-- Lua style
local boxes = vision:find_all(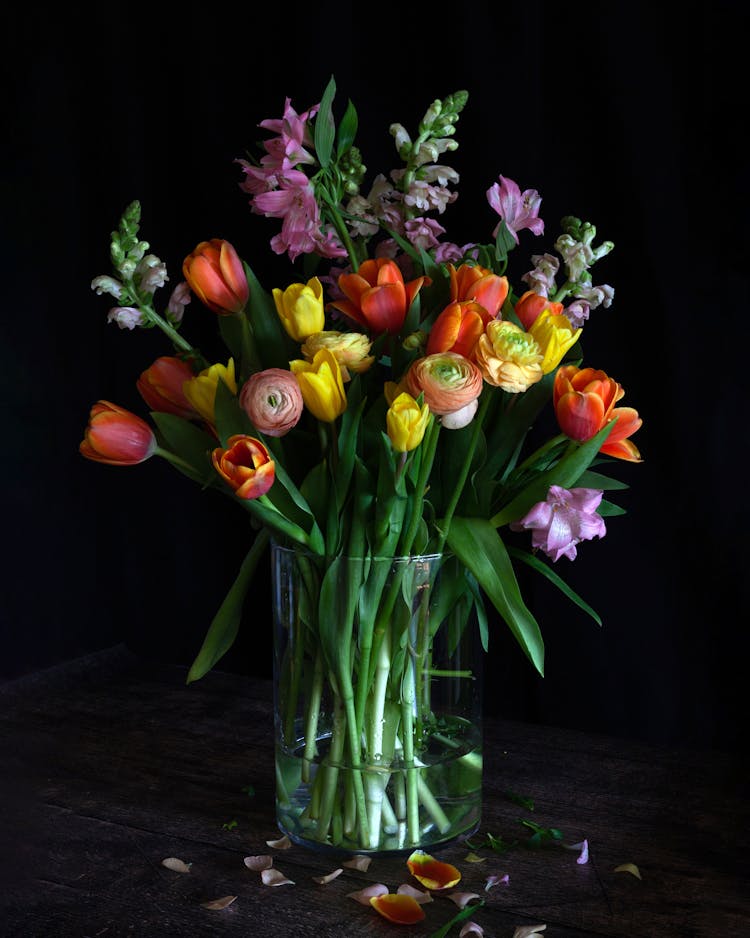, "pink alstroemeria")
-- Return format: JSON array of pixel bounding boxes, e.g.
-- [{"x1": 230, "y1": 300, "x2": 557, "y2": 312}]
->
[
  {"x1": 510, "y1": 485, "x2": 606, "y2": 562},
  {"x1": 487, "y1": 175, "x2": 544, "y2": 244}
]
